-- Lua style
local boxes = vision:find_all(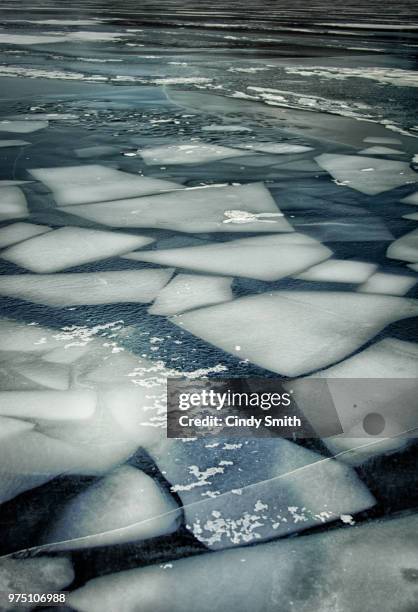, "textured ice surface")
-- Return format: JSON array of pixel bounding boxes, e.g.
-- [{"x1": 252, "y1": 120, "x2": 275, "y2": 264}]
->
[
  {"x1": 0, "y1": 557, "x2": 74, "y2": 600},
  {"x1": 60, "y1": 183, "x2": 294, "y2": 233},
  {"x1": 387, "y1": 228, "x2": 418, "y2": 263},
  {"x1": 150, "y1": 437, "x2": 374, "y2": 549},
  {"x1": 1, "y1": 227, "x2": 154, "y2": 272},
  {"x1": 239, "y1": 142, "x2": 313, "y2": 154},
  {"x1": 0, "y1": 120, "x2": 48, "y2": 133},
  {"x1": 0, "y1": 139, "x2": 29, "y2": 148},
  {"x1": 170, "y1": 292, "x2": 418, "y2": 376},
  {"x1": 0, "y1": 222, "x2": 51, "y2": 248},
  {"x1": 44, "y1": 466, "x2": 181, "y2": 550},
  {"x1": 358, "y1": 146, "x2": 404, "y2": 155},
  {"x1": 29, "y1": 165, "x2": 181, "y2": 206},
  {"x1": 0, "y1": 390, "x2": 96, "y2": 420},
  {"x1": 401, "y1": 192, "x2": 418, "y2": 205},
  {"x1": 358, "y1": 272, "x2": 417, "y2": 295},
  {"x1": 149, "y1": 274, "x2": 233, "y2": 315},
  {"x1": 68, "y1": 514, "x2": 418, "y2": 612},
  {"x1": 315, "y1": 154, "x2": 417, "y2": 195},
  {"x1": 295, "y1": 259, "x2": 376, "y2": 283},
  {"x1": 0, "y1": 187, "x2": 28, "y2": 221},
  {"x1": 0, "y1": 269, "x2": 174, "y2": 306},
  {"x1": 291, "y1": 339, "x2": 418, "y2": 464},
  {"x1": 124, "y1": 233, "x2": 331, "y2": 281},
  {"x1": 139, "y1": 143, "x2": 251, "y2": 165}
]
